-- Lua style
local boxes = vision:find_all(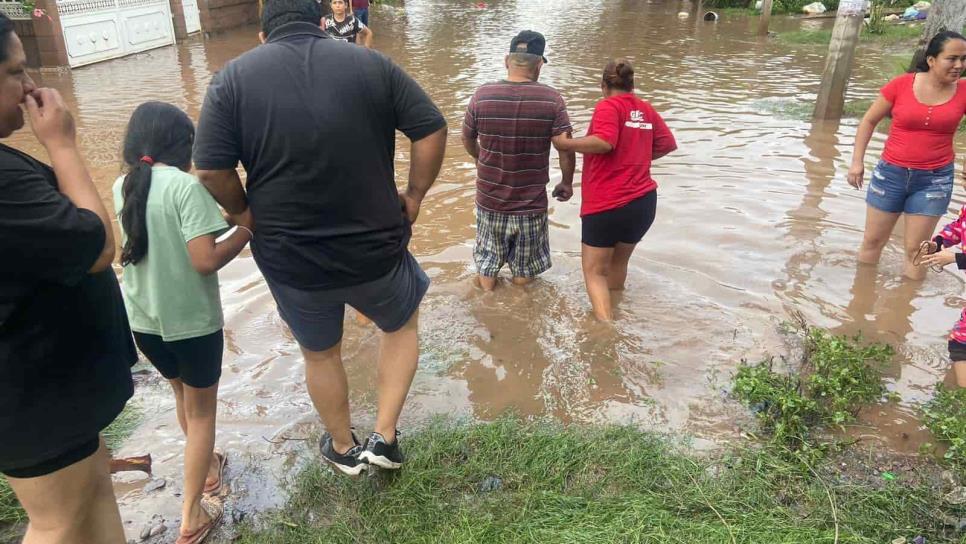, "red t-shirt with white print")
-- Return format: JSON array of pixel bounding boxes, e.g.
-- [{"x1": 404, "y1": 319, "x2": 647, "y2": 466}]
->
[{"x1": 580, "y1": 93, "x2": 676, "y2": 217}]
